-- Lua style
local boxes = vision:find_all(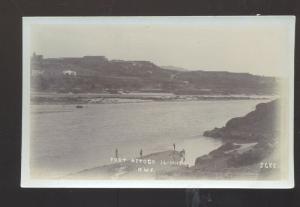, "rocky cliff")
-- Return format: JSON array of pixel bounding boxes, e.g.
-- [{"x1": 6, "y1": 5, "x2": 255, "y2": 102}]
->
[
  {"x1": 196, "y1": 100, "x2": 280, "y2": 173},
  {"x1": 203, "y1": 100, "x2": 280, "y2": 142}
]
